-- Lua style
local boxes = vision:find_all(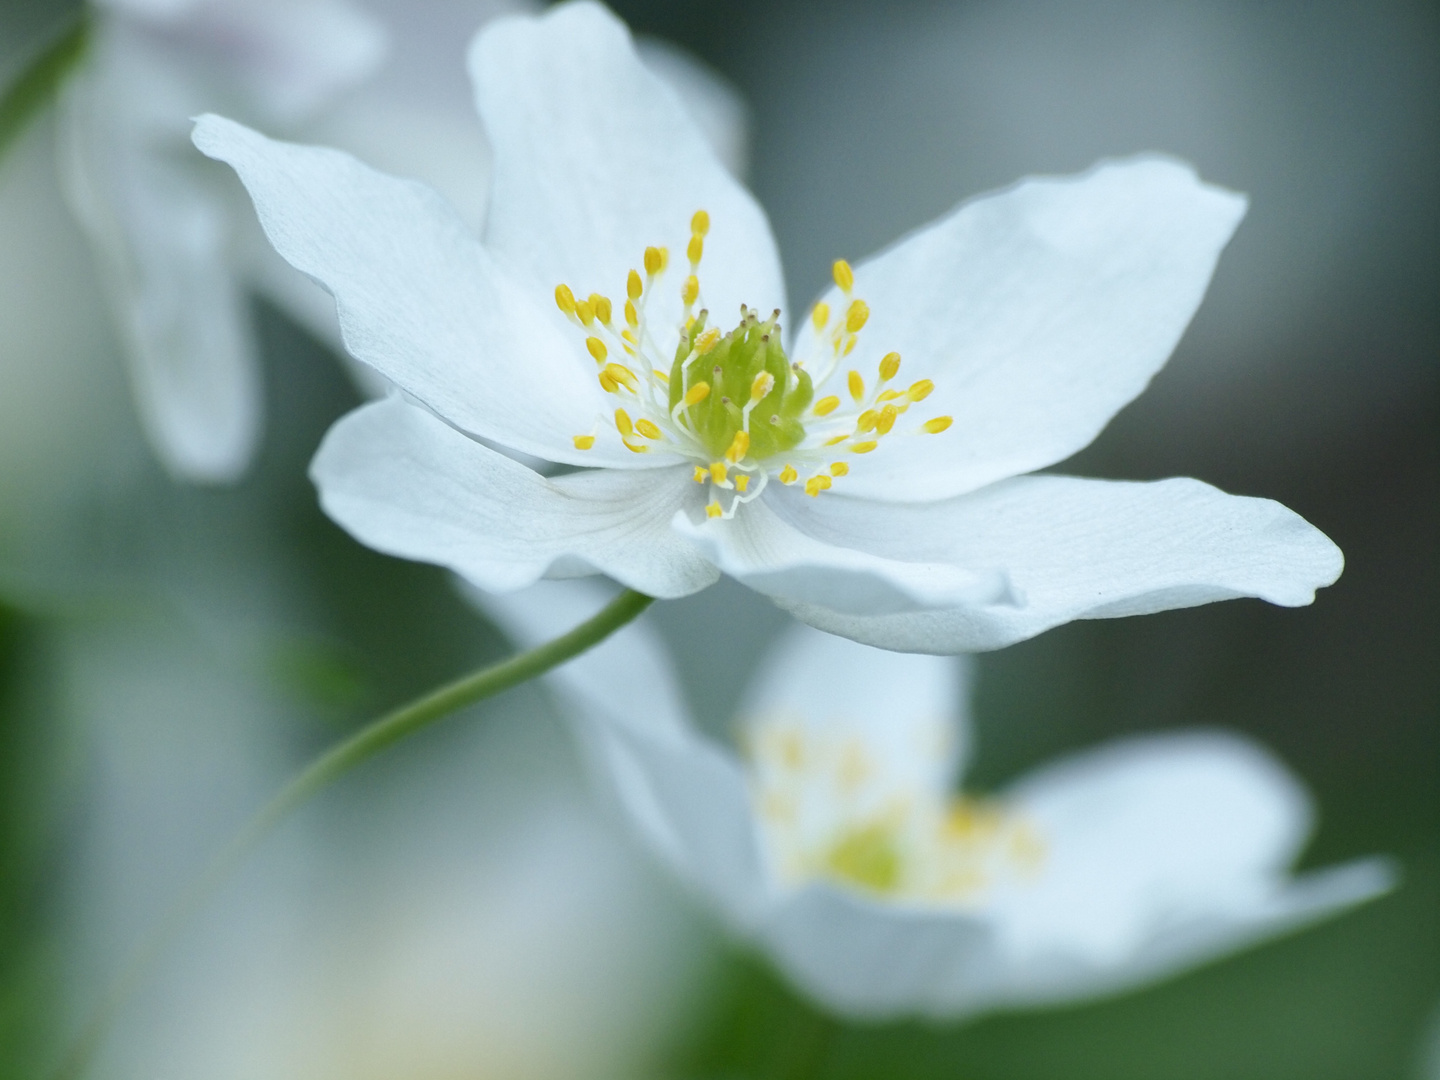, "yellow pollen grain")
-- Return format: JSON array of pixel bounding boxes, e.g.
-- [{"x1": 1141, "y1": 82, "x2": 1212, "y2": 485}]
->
[
  {"x1": 876, "y1": 404, "x2": 899, "y2": 434},
  {"x1": 591, "y1": 294, "x2": 612, "y2": 323},
  {"x1": 735, "y1": 474, "x2": 750, "y2": 493},
  {"x1": 572, "y1": 434, "x2": 595, "y2": 450},
  {"x1": 848, "y1": 371, "x2": 864, "y2": 402},
  {"x1": 813, "y1": 395, "x2": 840, "y2": 417},
  {"x1": 805, "y1": 474, "x2": 833, "y2": 497},
  {"x1": 627, "y1": 269, "x2": 643, "y2": 300},
  {"x1": 614, "y1": 408, "x2": 634, "y2": 437},
  {"x1": 811, "y1": 302, "x2": 830, "y2": 332},
  {"x1": 779, "y1": 464, "x2": 798, "y2": 484},
  {"x1": 908, "y1": 379, "x2": 935, "y2": 402},
  {"x1": 575, "y1": 300, "x2": 595, "y2": 326},
  {"x1": 693, "y1": 466, "x2": 707, "y2": 483},
  {"x1": 554, "y1": 283, "x2": 576, "y2": 314},
  {"x1": 851, "y1": 440, "x2": 879, "y2": 454},
  {"x1": 684, "y1": 381, "x2": 711, "y2": 406},
  {"x1": 750, "y1": 372, "x2": 775, "y2": 402},
  {"x1": 696, "y1": 328, "x2": 721, "y2": 354},
  {"x1": 691, "y1": 209, "x2": 710, "y2": 236},
  {"x1": 923, "y1": 416, "x2": 954, "y2": 434},
  {"x1": 687, "y1": 234, "x2": 704, "y2": 263},
  {"x1": 710, "y1": 462, "x2": 728, "y2": 485},
  {"x1": 830, "y1": 462, "x2": 849, "y2": 477},
  {"x1": 879, "y1": 352, "x2": 900, "y2": 381},
  {"x1": 833, "y1": 259, "x2": 854, "y2": 292},
  {"x1": 586, "y1": 336, "x2": 607, "y2": 363},
  {"x1": 635, "y1": 418, "x2": 662, "y2": 440},
  {"x1": 846, "y1": 299, "x2": 870, "y2": 333},
  {"x1": 856, "y1": 409, "x2": 878, "y2": 433},
  {"x1": 682, "y1": 275, "x2": 699, "y2": 305},
  {"x1": 706, "y1": 500, "x2": 723, "y2": 519},
  {"x1": 726, "y1": 430, "x2": 751, "y2": 462},
  {"x1": 643, "y1": 246, "x2": 663, "y2": 275}
]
